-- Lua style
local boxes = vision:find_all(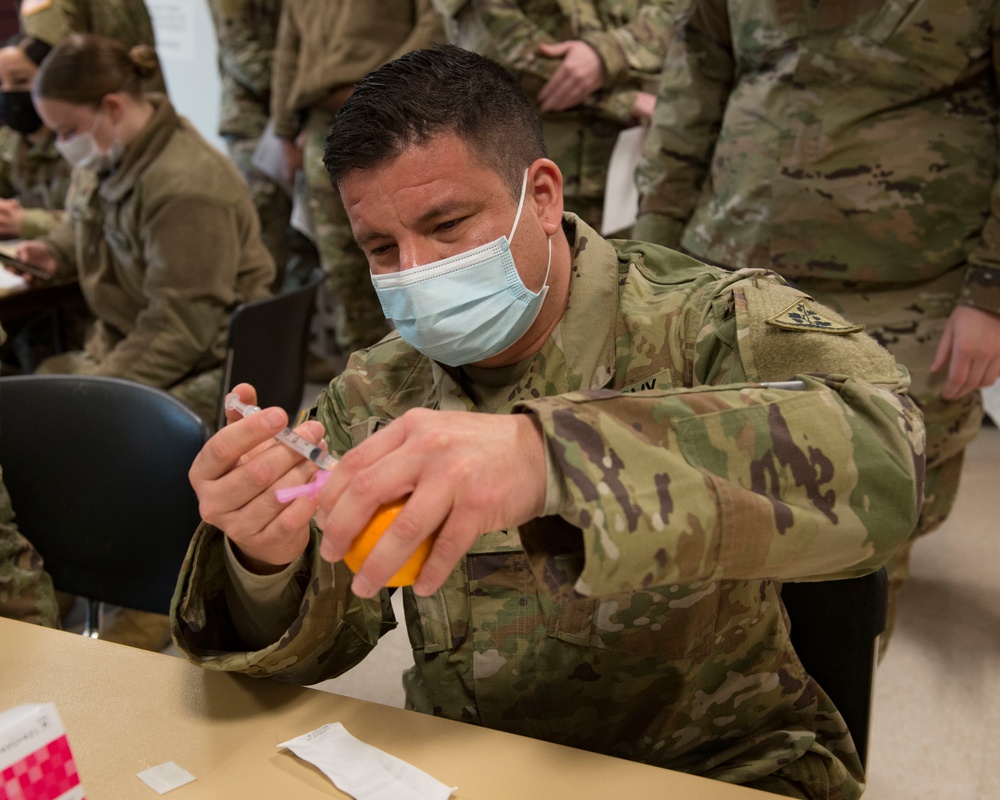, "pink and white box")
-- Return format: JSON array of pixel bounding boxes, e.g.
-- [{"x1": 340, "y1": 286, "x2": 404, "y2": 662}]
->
[{"x1": 0, "y1": 704, "x2": 84, "y2": 800}]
